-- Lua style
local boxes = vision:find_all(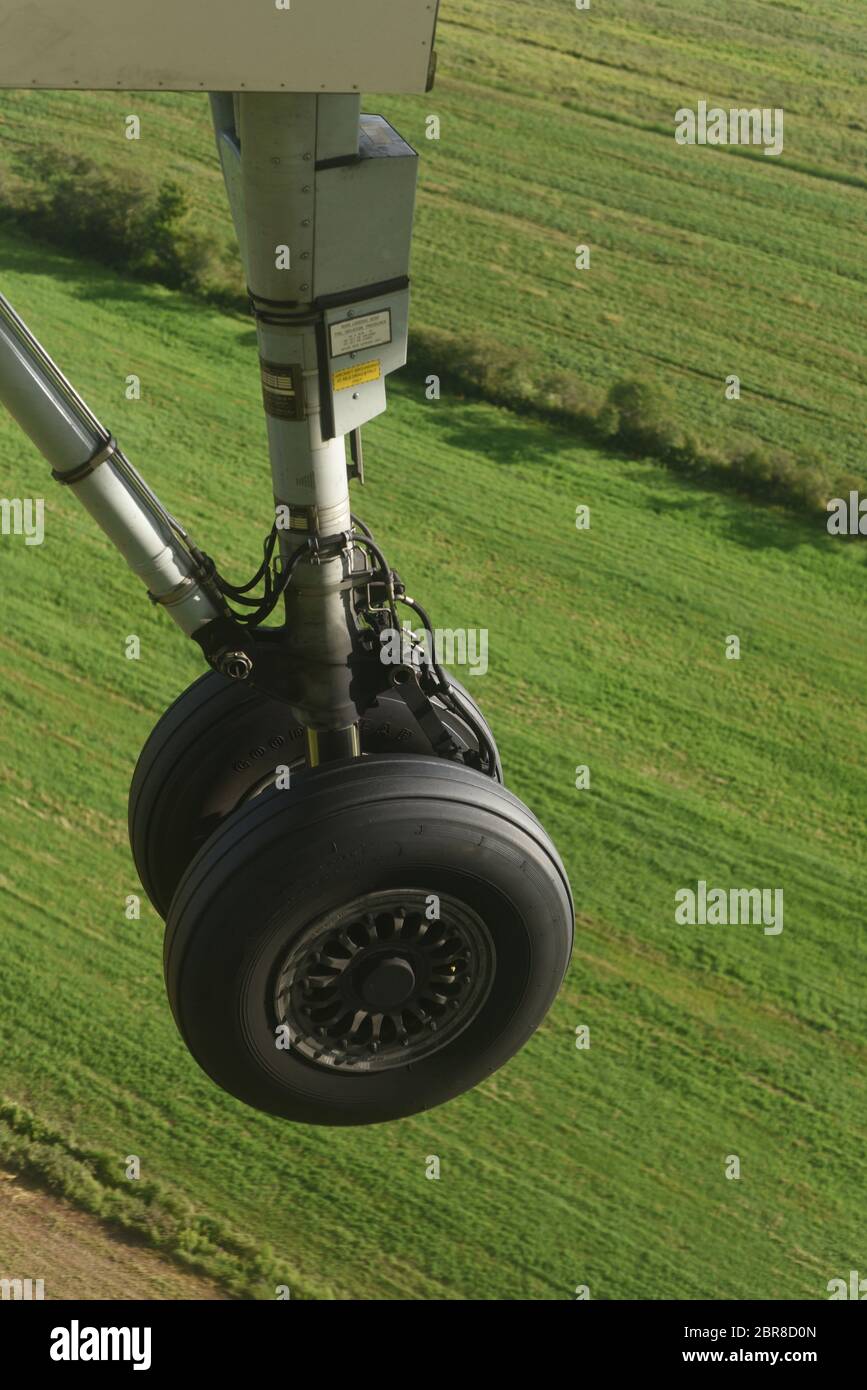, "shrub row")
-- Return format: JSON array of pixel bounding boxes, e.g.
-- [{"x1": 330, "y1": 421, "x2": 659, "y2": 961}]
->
[
  {"x1": 1, "y1": 147, "x2": 859, "y2": 518},
  {"x1": 407, "y1": 331, "x2": 855, "y2": 516},
  {"x1": 0, "y1": 148, "x2": 222, "y2": 293}
]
